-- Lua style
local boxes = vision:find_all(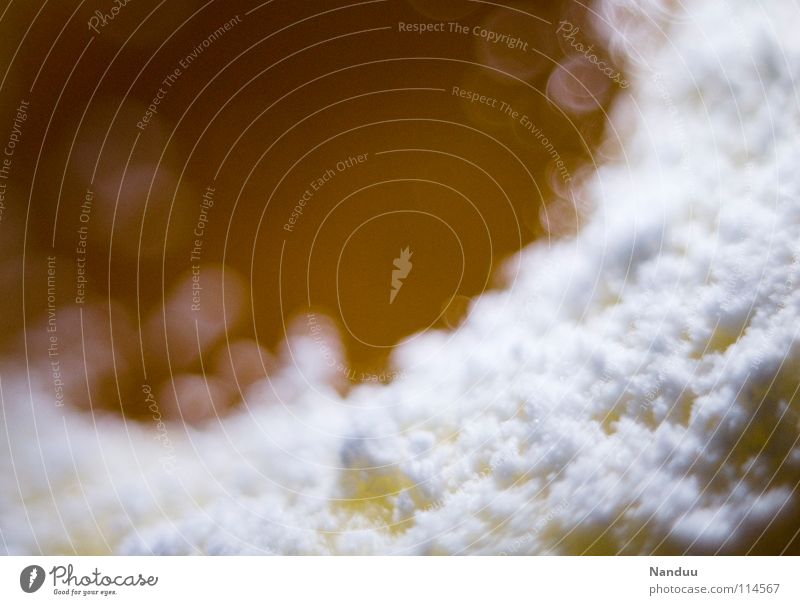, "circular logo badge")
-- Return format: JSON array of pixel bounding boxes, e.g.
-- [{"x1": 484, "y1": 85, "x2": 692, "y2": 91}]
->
[{"x1": 20, "y1": 565, "x2": 45, "y2": 593}]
